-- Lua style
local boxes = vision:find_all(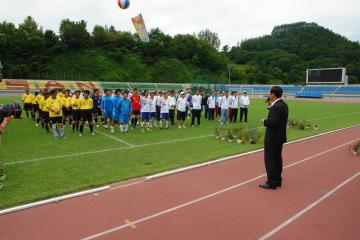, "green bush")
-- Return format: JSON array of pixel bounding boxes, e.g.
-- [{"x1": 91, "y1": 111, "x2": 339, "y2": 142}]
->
[
  {"x1": 0, "y1": 161, "x2": 5, "y2": 190},
  {"x1": 215, "y1": 125, "x2": 262, "y2": 144}
]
